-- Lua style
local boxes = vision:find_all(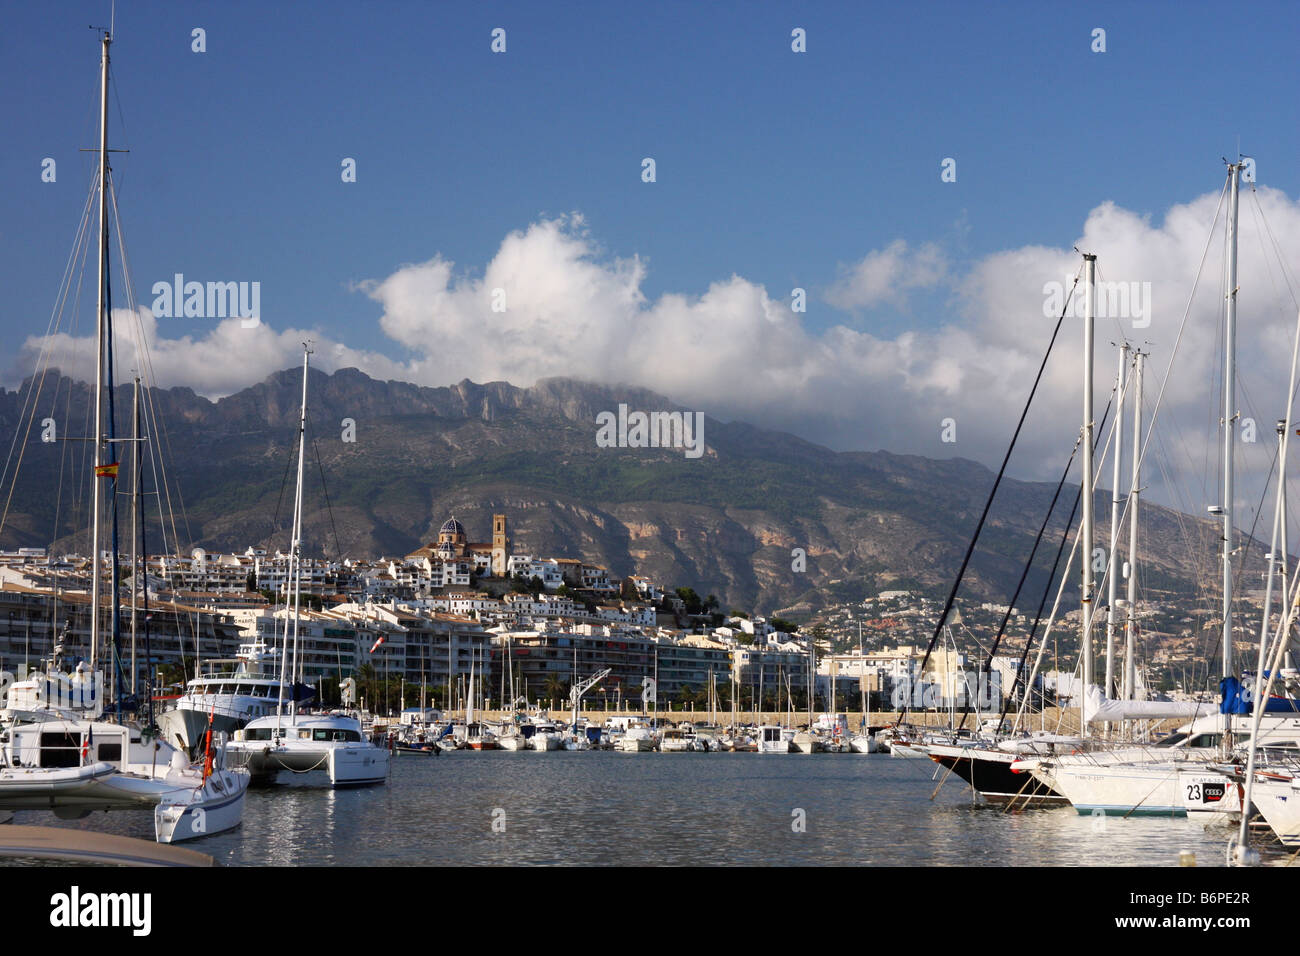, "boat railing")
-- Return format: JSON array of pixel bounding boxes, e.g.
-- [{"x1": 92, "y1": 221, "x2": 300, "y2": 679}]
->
[
  {"x1": 195, "y1": 660, "x2": 247, "y2": 679},
  {"x1": 1049, "y1": 743, "x2": 1212, "y2": 768},
  {"x1": 182, "y1": 698, "x2": 254, "y2": 721}
]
